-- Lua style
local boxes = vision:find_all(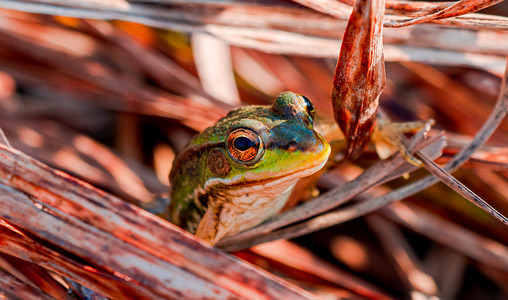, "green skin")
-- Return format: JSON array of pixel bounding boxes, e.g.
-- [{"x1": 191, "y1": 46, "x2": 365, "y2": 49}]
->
[{"x1": 169, "y1": 92, "x2": 331, "y2": 245}]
